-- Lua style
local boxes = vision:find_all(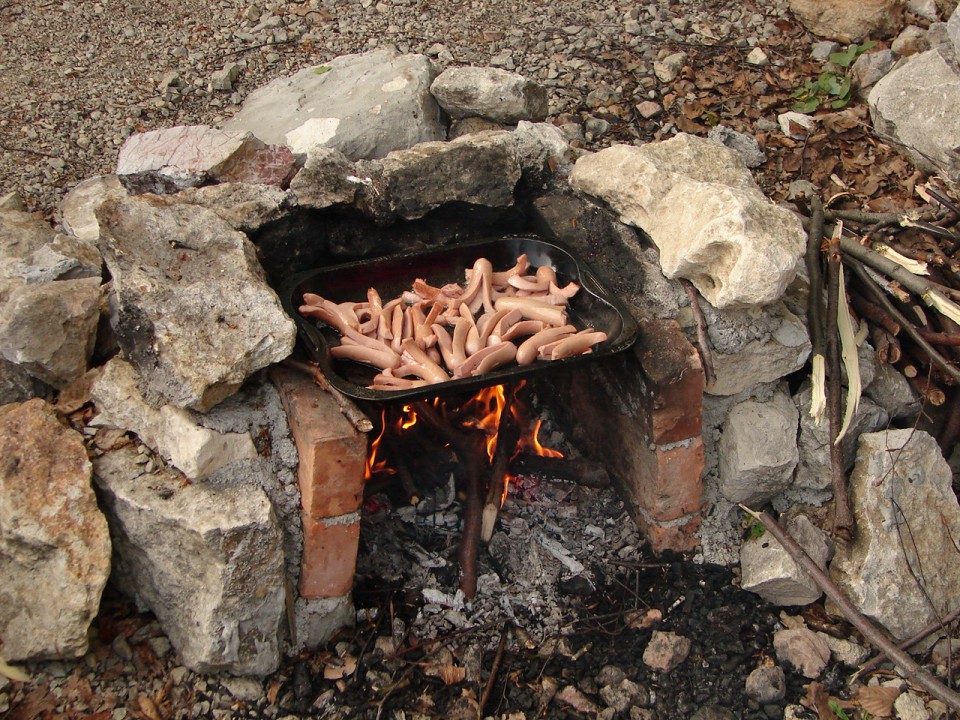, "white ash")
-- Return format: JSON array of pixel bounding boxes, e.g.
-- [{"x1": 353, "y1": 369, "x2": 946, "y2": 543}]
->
[{"x1": 356, "y1": 473, "x2": 643, "y2": 649}]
